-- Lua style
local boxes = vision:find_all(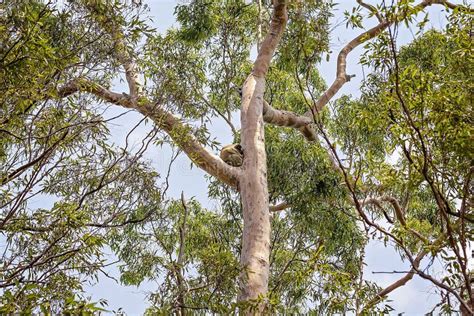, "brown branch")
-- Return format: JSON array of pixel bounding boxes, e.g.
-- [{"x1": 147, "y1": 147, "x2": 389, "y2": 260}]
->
[
  {"x1": 414, "y1": 265, "x2": 473, "y2": 314},
  {"x1": 387, "y1": 21, "x2": 472, "y2": 306},
  {"x1": 318, "y1": 126, "x2": 410, "y2": 254},
  {"x1": 175, "y1": 191, "x2": 188, "y2": 316},
  {"x1": 3, "y1": 231, "x2": 68, "y2": 284},
  {"x1": 178, "y1": 192, "x2": 188, "y2": 268},
  {"x1": 359, "y1": 196, "x2": 406, "y2": 226},
  {"x1": 431, "y1": 0, "x2": 470, "y2": 10},
  {"x1": 362, "y1": 250, "x2": 426, "y2": 312},
  {"x1": 358, "y1": 195, "x2": 428, "y2": 243},
  {"x1": 1, "y1": 130, "x2": 69, "y2": 187}
]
